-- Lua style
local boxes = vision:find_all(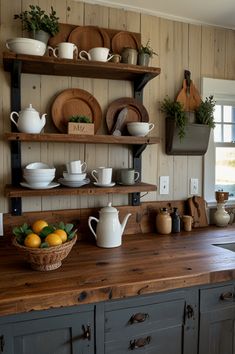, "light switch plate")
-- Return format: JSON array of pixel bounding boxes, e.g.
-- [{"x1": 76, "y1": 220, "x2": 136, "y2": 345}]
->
[
  {"x1": 0, "y1": 213, "x2": 3, "y2": 236},
  {"x1": 159, "y1": 176, "x2": 169, "y2": 195},
  {"x1": 190, "y1": 178, "x2": 199, "y2": 195}
]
